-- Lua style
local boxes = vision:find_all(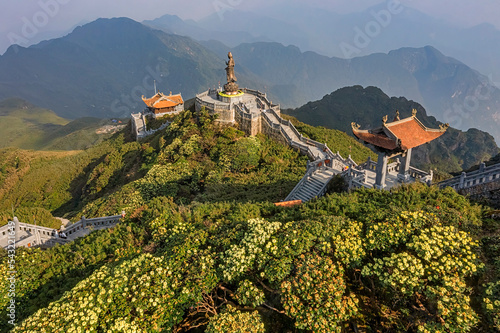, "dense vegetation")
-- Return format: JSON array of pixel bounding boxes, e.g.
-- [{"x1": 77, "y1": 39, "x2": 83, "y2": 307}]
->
[
  {"x1": 285, "y1": 86, "x2": 500, "y2": 174},
  {"x1": 0, "y1": 130, "x2": 142, "y2": 226},
  {"x1": 0, "y1": 110, "x2": 499, "y2": 332},
  {"x1": 0, "y1": 108, "x2": 371, "y2": 224}
]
